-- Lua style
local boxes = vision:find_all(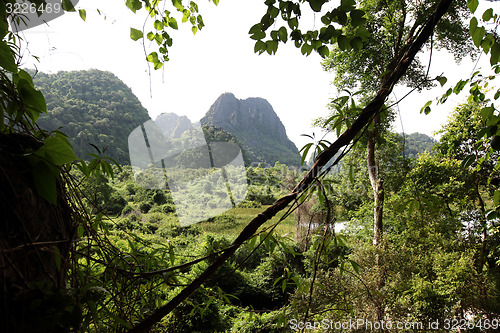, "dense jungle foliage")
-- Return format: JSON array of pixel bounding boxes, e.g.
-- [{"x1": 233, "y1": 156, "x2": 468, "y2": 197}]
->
[
  {"x1": 3, "y1": 0, "x2": 500, "y2": 332},
  {"x1": 69, "y1": 116, "x2": 500, "y2": 332}
]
